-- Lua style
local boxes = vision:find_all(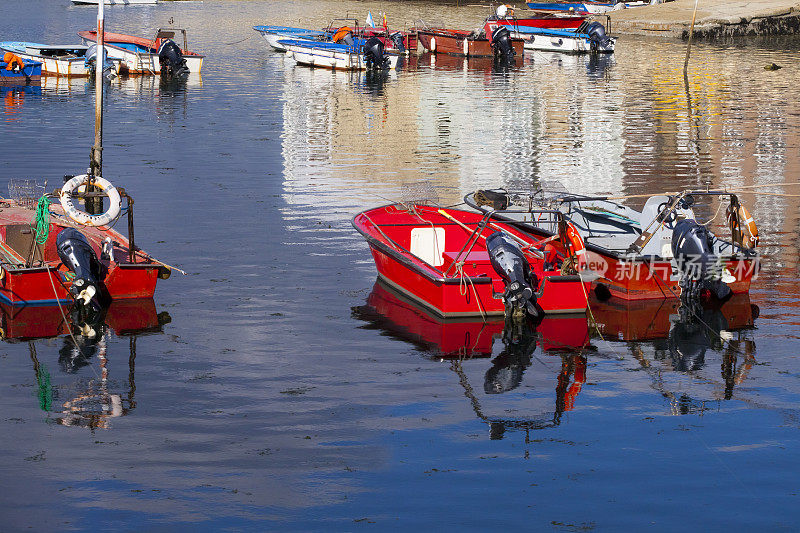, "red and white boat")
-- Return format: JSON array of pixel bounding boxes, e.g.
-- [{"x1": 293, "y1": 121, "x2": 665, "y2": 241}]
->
[
  {"x1": 415, "y1": 27, "x2": 524, "y2": 57},
  {"x1": 78, "y1": 28, "x2": 203, "y2": 75},
  {"x1": 353, "y1": 204, "x2": 591, "y2": 318}
]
